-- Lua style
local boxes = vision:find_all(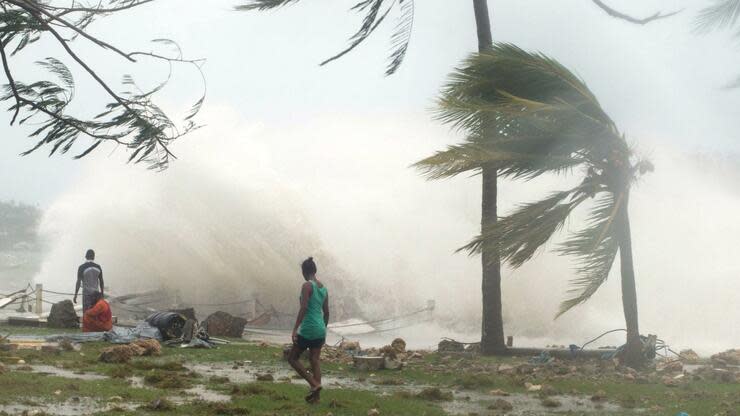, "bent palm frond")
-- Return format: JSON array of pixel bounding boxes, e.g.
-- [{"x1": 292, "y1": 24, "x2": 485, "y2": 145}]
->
[
  {"x1": 695, "y1": 0, "x2": 740, "y2": 34},
  {"x1": 556, "y1": 192, "x2": 623, "y2": 317},
  {"x1": 460, "y1": 188, "x2": 590, "y2": 268}
]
